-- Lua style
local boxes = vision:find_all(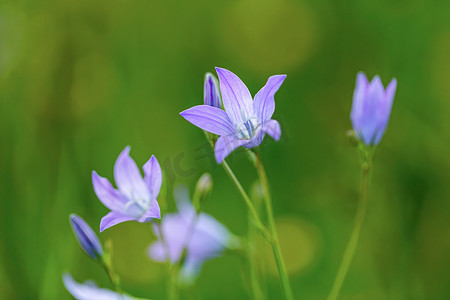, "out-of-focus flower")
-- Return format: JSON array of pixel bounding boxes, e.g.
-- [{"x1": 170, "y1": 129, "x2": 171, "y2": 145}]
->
[
  {"x1": 62, "y1": 274, "x2": 132, "y2": 300},
  {"x1": 204, "y1": 72, "x2": 221, "y2": 108},
  {"x1": 350, "y1": 72, "x2": 397, "y2": 146},
  {"x1": 92, "y1": 146, "x2": 161, "y2": 232},
  {"x1": 147, "y1": 187, "x2": 236, "y2": 284},
  {"x1": 180, "y1": 67, "x2": 286, "y2": 163},
  {"x1": 69, "y1": 214, "x2": 103, "y2": 260}
]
